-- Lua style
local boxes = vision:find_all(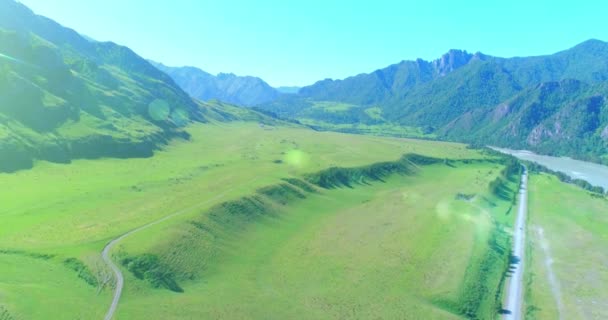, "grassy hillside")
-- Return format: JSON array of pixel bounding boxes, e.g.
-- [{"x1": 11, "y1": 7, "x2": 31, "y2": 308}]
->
[
  {"x1": 0, "y1": 121, "x2": 480, "y2": 319},
  {"x1": 0, "y1": 120, "x2": 518, "y2": 319},
  {"x1": 525, "y1": 174, "x2": 608, "y2": 319},
  {"x1": 116, "y1": 160, "x2": 517, "y2": 319},
  {"x1": 0, "y1": 1, "x2": 212, "y2": 172}
]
